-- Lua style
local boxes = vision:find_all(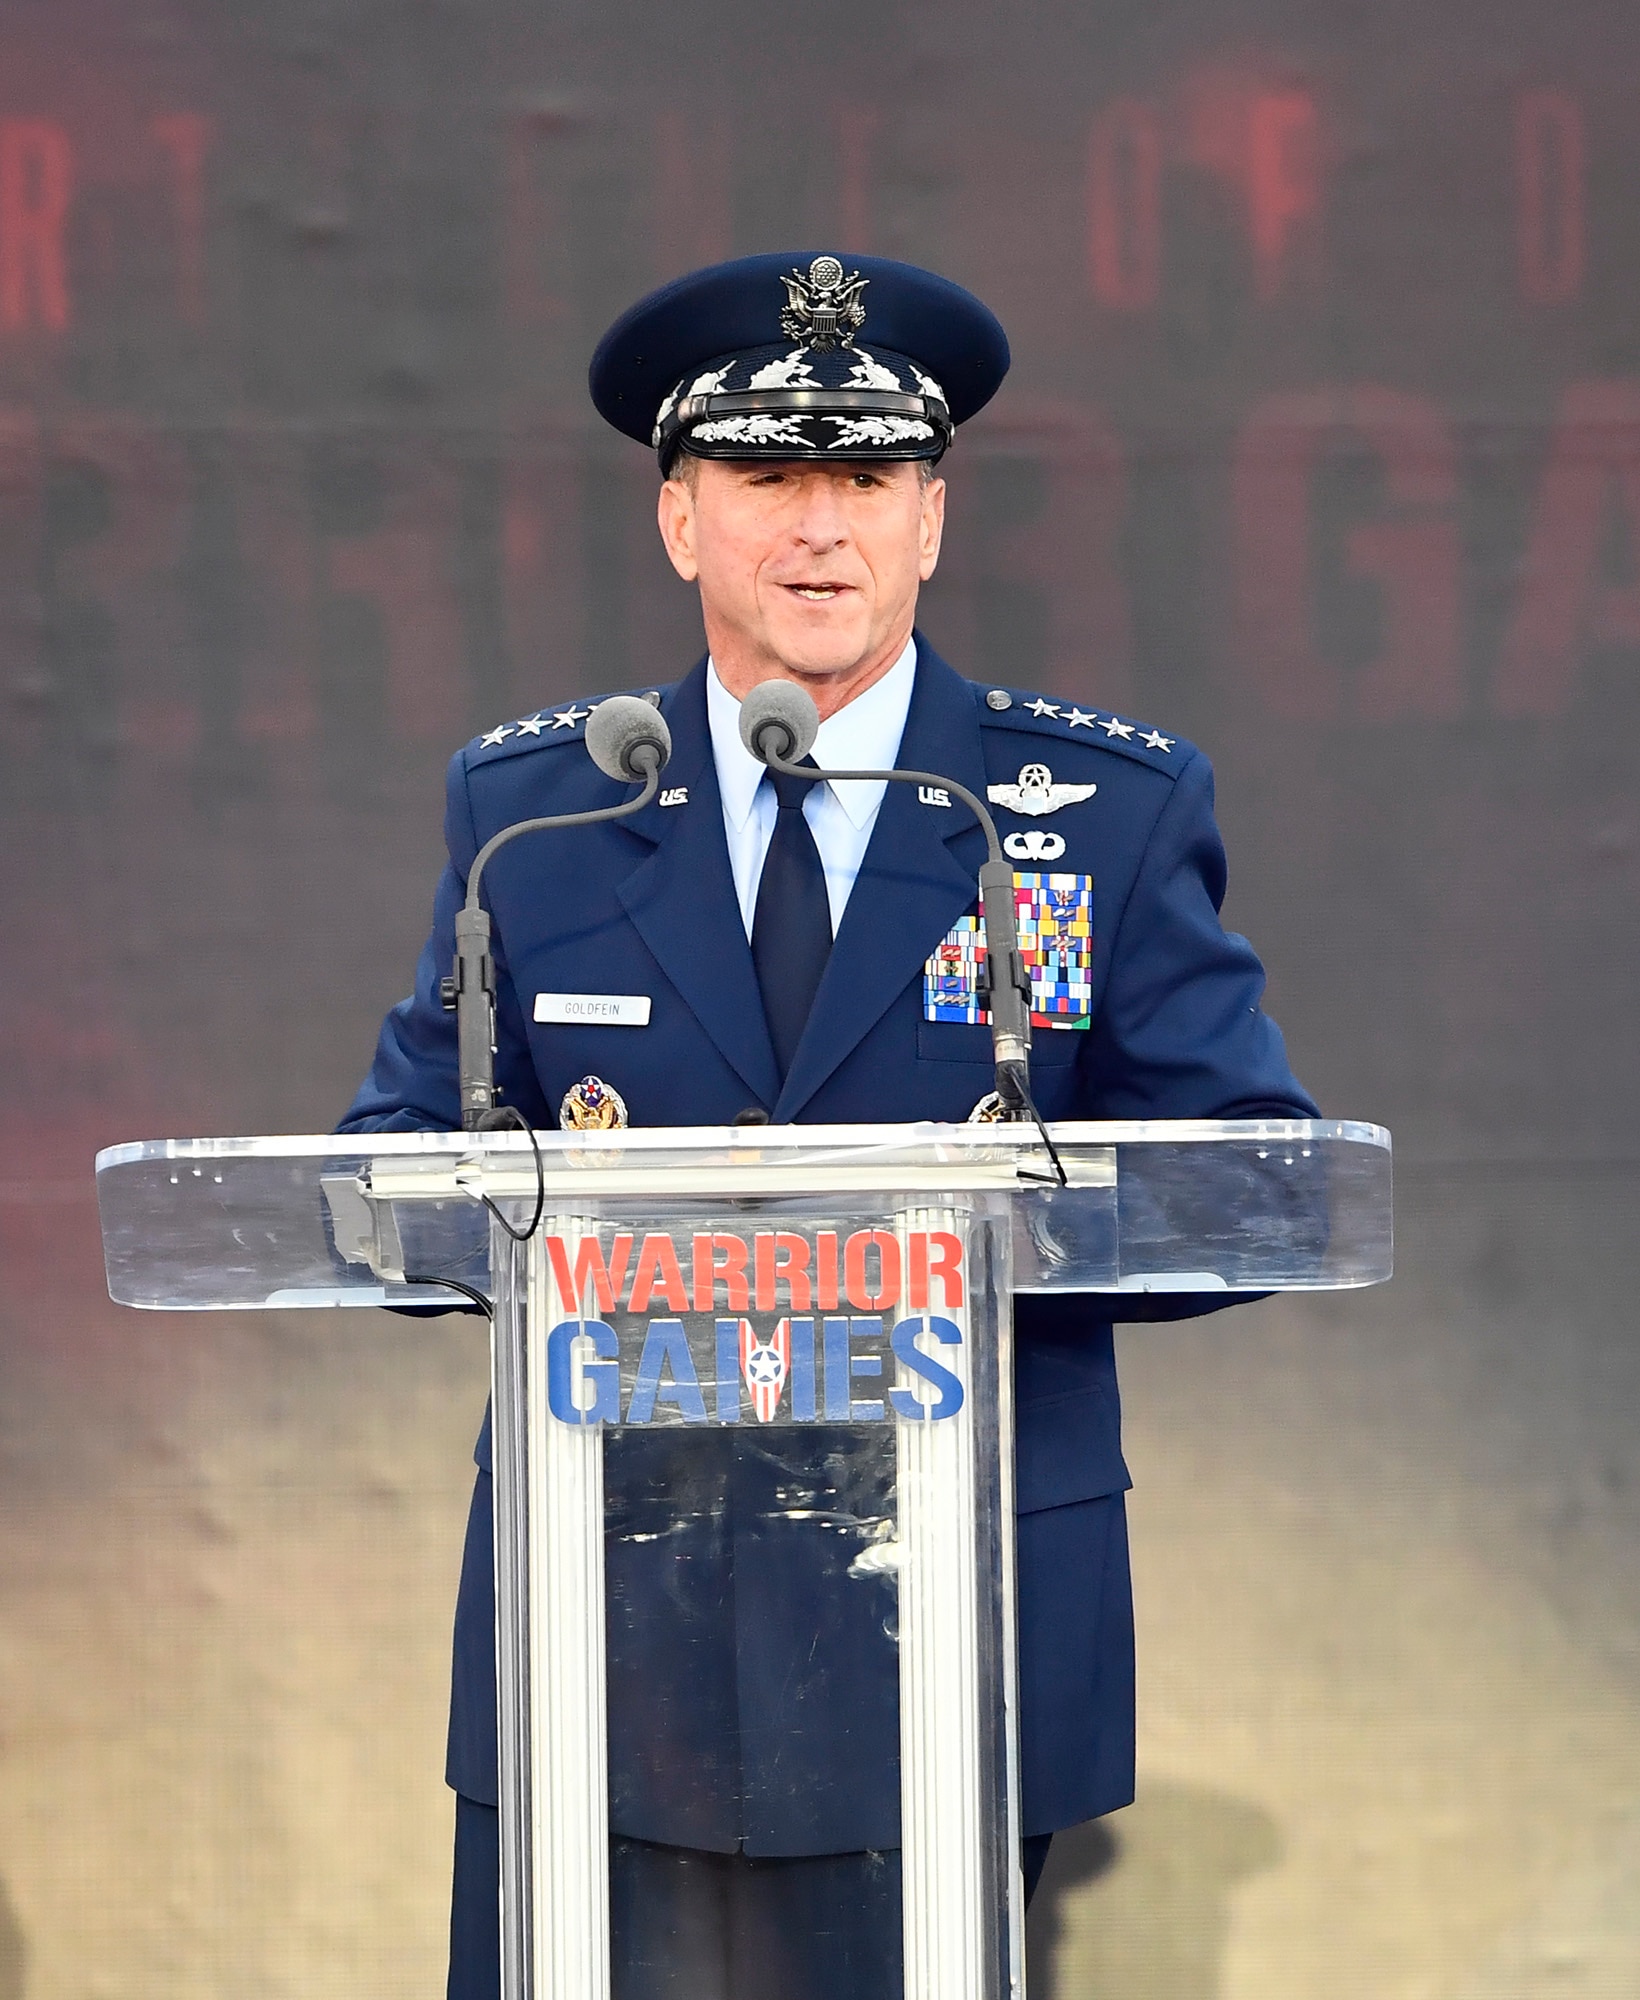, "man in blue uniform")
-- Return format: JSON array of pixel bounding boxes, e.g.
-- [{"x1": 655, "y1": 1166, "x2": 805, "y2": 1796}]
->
[{"x1": 340, "y1": 251, "x2": 1317, "y2": 2000}]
